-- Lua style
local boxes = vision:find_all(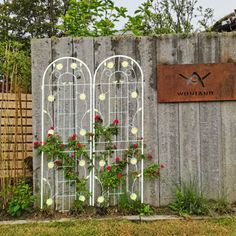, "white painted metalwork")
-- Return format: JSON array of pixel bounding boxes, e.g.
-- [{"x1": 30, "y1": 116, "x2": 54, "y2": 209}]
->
[
  {"x1": 93, "y1": 55, "x2": 144, "y2": 205},
  {"x1": 41, "y1": 57, "x2": 92, "y2": 211},
  {"x1": 41, "y1": 55, "x2": 144, "y2": 210}
]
